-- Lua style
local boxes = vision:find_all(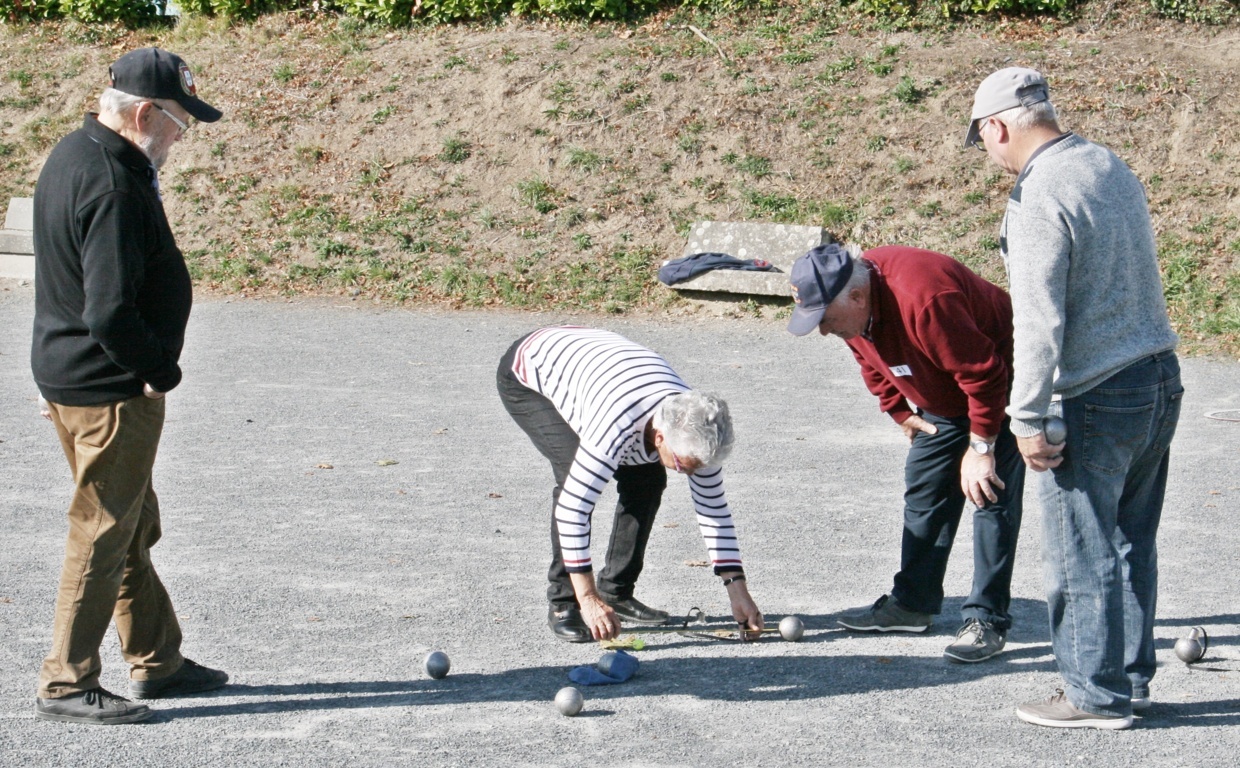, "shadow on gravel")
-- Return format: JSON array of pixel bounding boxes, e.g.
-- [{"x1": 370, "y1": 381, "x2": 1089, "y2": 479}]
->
[
  {"x1": 1135, "y1": 699, "x2": 1240, "y2": 729},
  {"x1": 156, "y1": 649, "x2": 1061, "y2": 721}
]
